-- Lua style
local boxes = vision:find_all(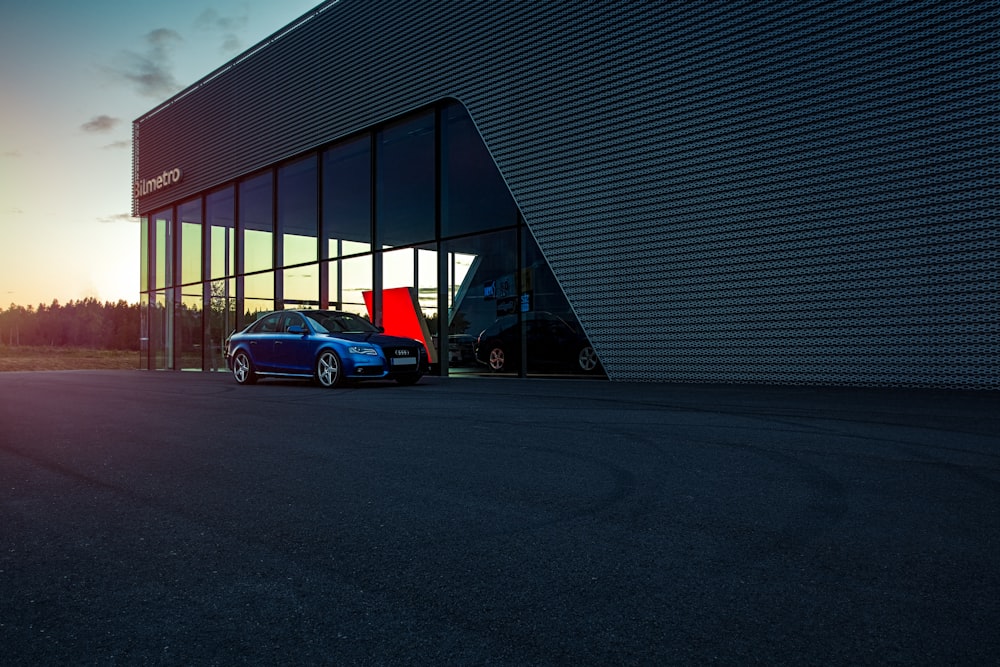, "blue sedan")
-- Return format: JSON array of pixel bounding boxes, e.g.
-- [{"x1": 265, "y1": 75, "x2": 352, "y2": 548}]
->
[{"x1": 226, "y1": 310, "x2": 428, "y2": 387}]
